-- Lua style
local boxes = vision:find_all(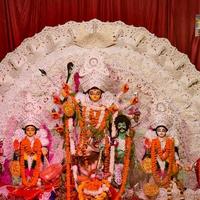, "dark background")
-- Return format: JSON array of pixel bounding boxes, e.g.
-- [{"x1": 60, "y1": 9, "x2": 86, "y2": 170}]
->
[{"x1": 0, "y1": 0, "x2": 199, "y2": 70}]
